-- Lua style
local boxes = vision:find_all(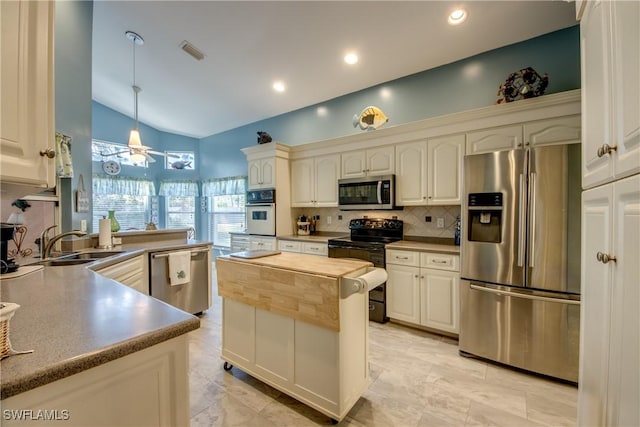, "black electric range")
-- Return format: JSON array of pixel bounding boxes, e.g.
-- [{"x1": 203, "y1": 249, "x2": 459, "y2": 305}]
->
[{"x1": 327, "y1": 218, "x2": 403, "y2": 323}]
